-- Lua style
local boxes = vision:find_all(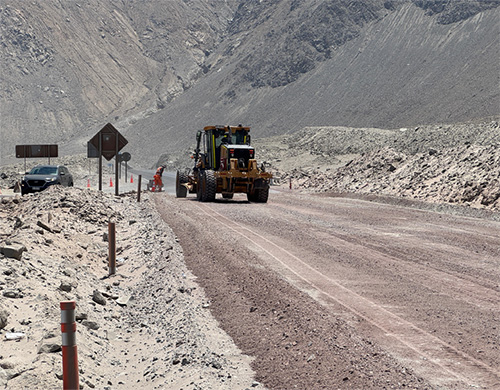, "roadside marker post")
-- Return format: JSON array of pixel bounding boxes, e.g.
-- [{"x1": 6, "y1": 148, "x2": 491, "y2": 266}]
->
[
  {"x1": 137, "y1": 175, "x2": 142, "y2": 202},
  {"x1": 108, "y1": 221, "x2": 116, "y2": 276},
  {"x1": 60, "y1": 301, "x2": 79, "y2": 390}
]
